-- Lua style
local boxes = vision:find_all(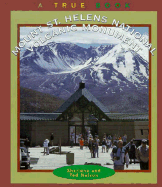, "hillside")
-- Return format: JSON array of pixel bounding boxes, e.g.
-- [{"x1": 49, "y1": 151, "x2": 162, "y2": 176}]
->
[{"x1": 20, "y1": 87, "x2": 64, "y2": 113}]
